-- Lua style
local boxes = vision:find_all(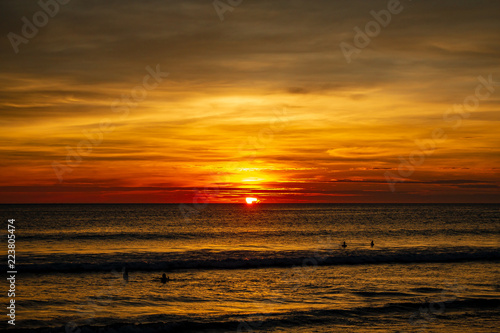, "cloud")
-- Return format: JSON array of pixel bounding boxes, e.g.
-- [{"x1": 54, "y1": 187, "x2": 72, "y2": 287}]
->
[
  {"x1": 327, "y1": 147, "x2": 389, "y2": 159},
  {"x1": 0, "y1": 0, "x2": 499, "y2": 202}
]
